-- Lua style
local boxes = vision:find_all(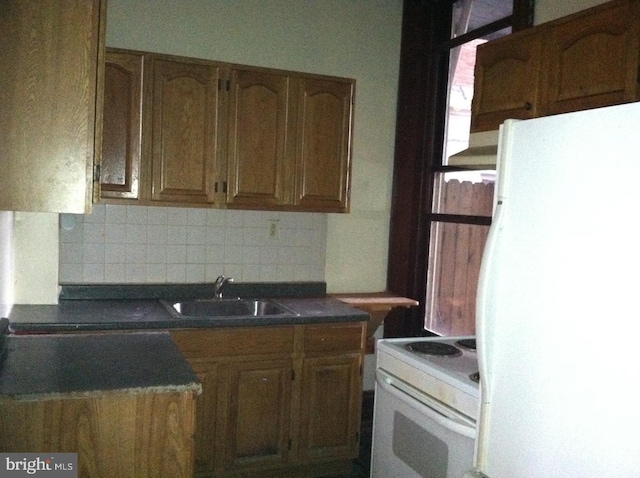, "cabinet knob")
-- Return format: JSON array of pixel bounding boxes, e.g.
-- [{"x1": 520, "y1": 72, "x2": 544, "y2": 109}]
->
[{"x1": 524, "y1": 101, "x2": 532, "y2": 111}]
